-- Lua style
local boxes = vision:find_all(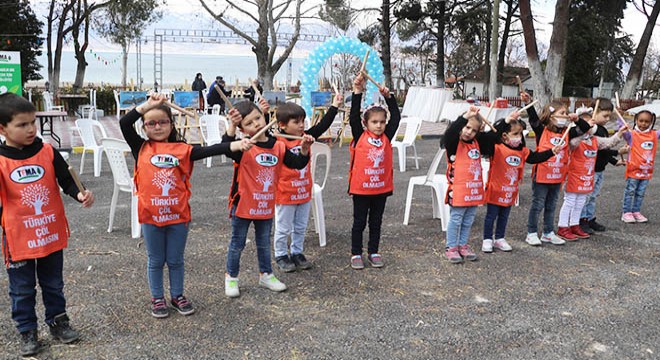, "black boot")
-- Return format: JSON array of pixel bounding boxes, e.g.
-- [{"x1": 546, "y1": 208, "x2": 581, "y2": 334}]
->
[
  {"x1": 589, "y1": 218, "x2": 607, "y2": 232},
  {"x1": 20, "y1": 329, "x2": 39, "y2": 356},
  {"x1": 579, "y1": 218, "x2": 594, "y2": 235},
  {"x1": 48, "y1": 314, "x2": 80, "y2": 344}
]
